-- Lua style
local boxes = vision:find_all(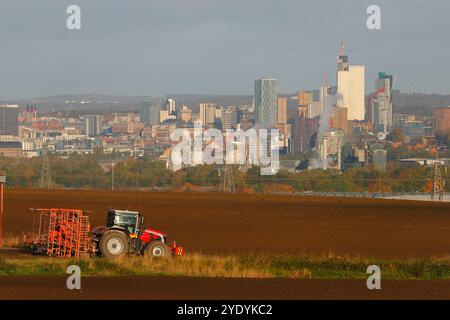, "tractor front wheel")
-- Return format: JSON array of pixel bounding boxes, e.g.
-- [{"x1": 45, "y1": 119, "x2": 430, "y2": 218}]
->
[
  {"x1": 99, "y1": 230, "x2": 129, "y2": 258},
  {"x1": 145, "y1": 241, "x2": 167, "y2": 257}
]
